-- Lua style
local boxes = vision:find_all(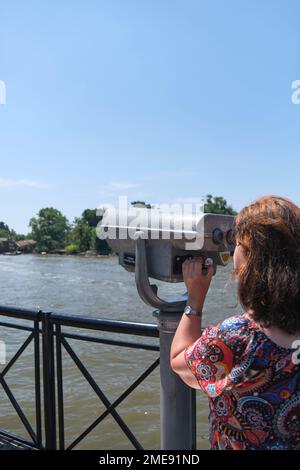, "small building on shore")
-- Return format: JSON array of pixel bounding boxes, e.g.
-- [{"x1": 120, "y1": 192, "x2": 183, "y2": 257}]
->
[
  {"x1": 0, "y1": 238, "x2": 18, "y2": 253},
  {"x1": 0, "y1": 238, "x2": 37, "y2": 254},
  {"x1": 15, "y1": 240, "x2": 37, "y2": 253}
]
